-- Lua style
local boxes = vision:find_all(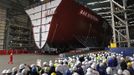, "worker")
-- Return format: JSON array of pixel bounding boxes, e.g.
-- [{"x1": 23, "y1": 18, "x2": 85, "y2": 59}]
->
[{"x1": 8, "y1": 52, "x2": 13, "y2": 64}]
